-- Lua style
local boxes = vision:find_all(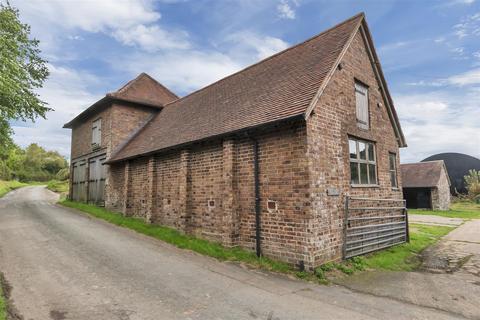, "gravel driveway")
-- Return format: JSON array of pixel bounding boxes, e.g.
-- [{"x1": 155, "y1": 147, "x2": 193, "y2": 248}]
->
[{"x1": 0, "y1": 186, "x2": 466, "y2": 319}]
